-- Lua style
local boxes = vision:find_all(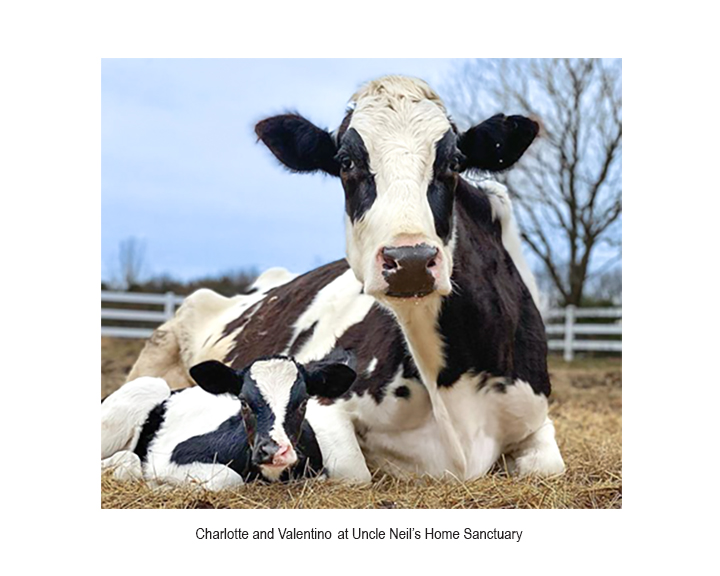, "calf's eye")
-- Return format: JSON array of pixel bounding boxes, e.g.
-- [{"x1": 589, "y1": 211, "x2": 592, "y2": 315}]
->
[{"x1": 240, "y1": 402, "x2": 256, "y2": 437}]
